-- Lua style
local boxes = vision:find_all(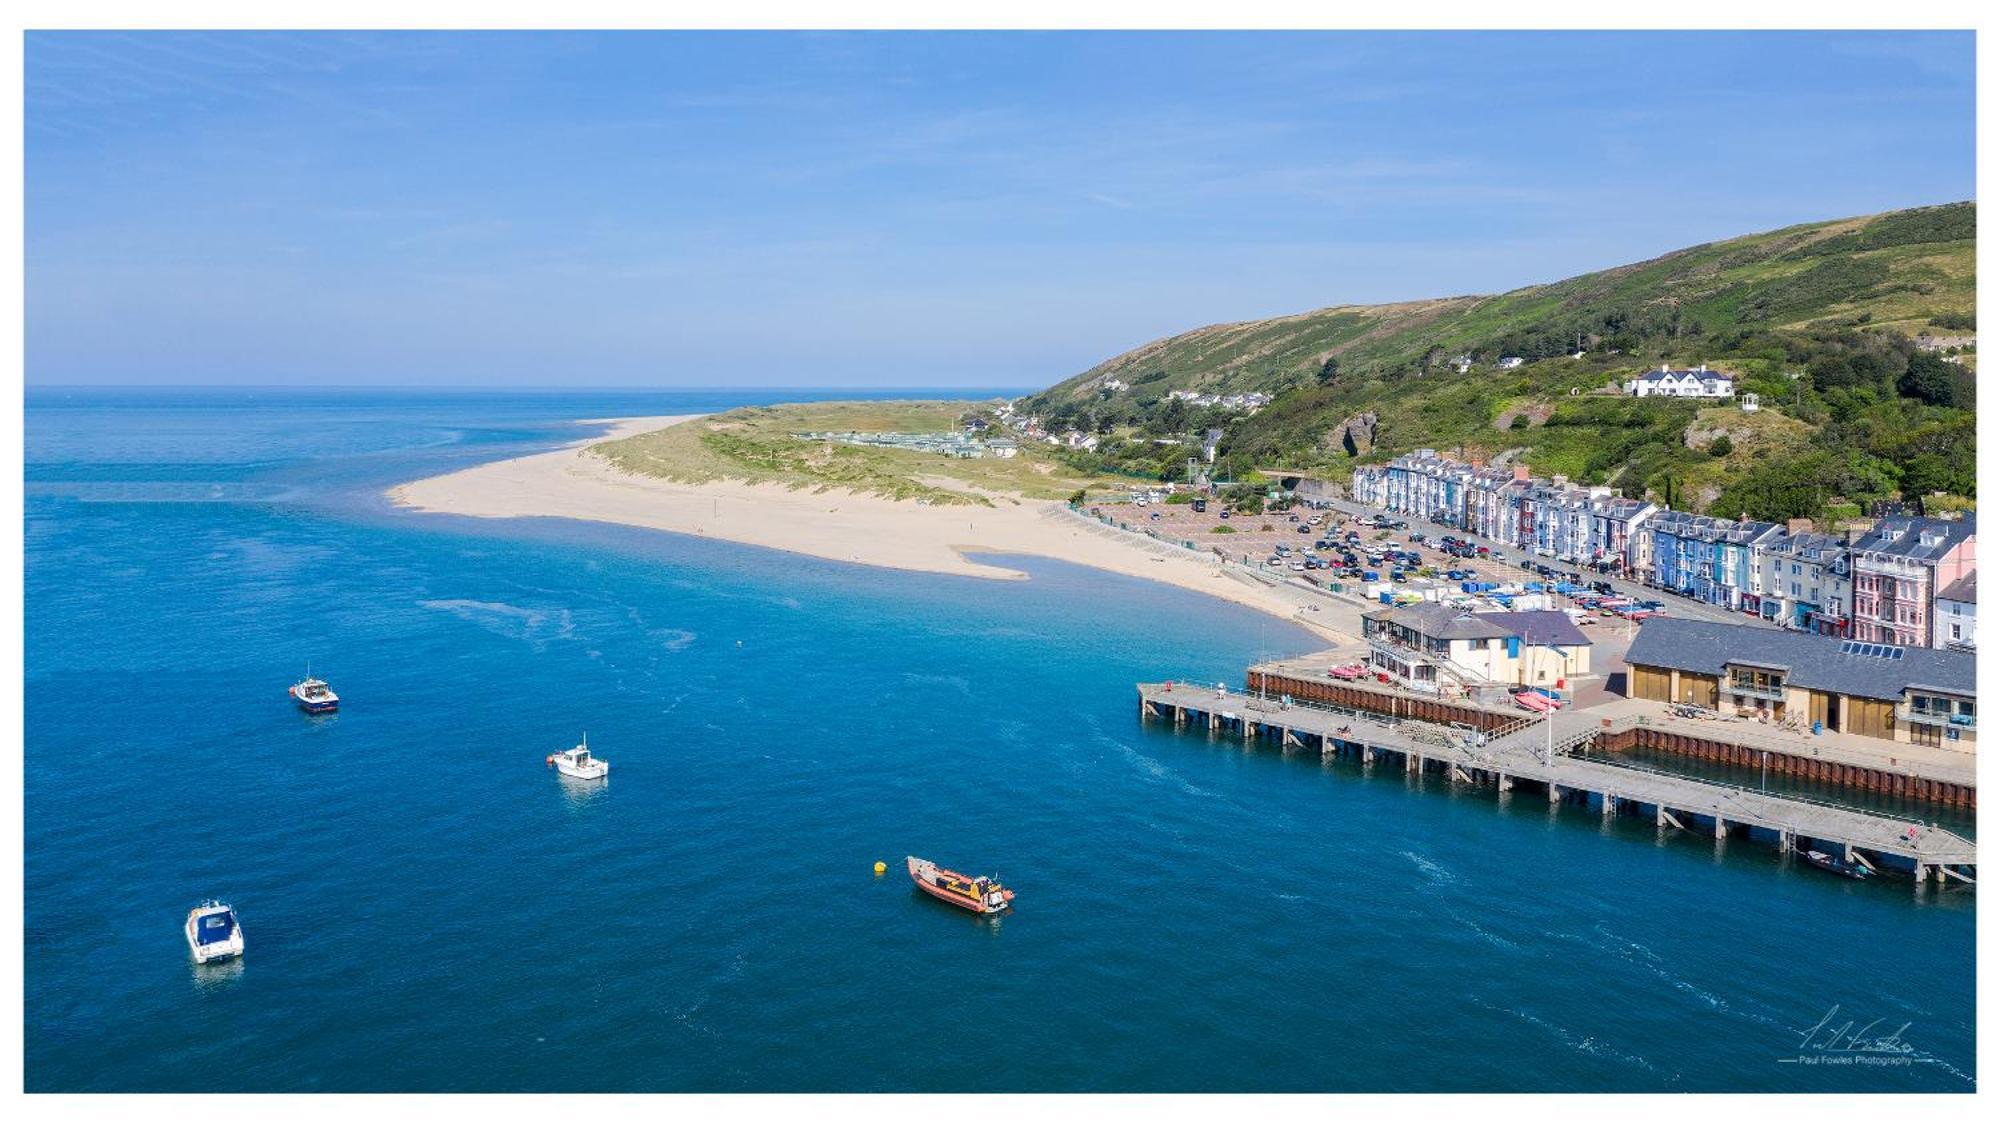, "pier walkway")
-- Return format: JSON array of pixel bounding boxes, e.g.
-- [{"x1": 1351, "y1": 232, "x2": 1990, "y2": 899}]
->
[
  {"x1": 1138, "y1": 681, "x2": 1977, "y2": 885},
  {"x1": 1247, "y1": 658, "x2": 1976, "y2": 809}
]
